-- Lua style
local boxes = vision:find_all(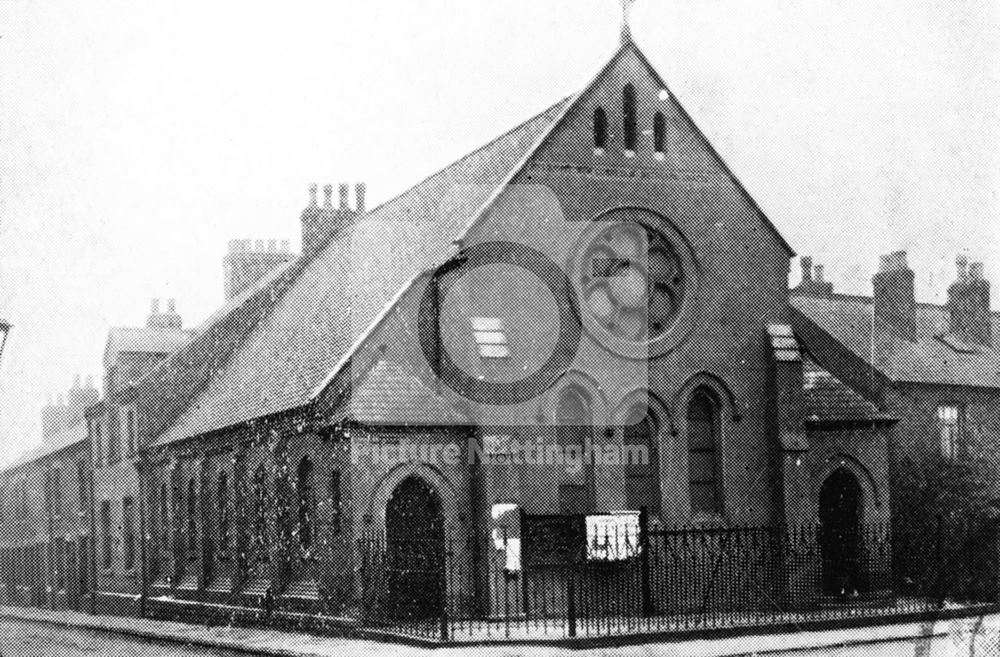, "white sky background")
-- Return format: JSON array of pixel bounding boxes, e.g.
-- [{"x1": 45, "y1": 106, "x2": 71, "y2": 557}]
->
[{"x1": 0, "y1": 1, "x2": 997, "y2": 463}]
